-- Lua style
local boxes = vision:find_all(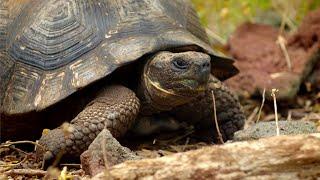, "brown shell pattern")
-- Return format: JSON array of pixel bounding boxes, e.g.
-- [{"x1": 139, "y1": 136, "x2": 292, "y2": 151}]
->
[{"x1": 0, "y1": 0, "x2": 236, "y2": 114}]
